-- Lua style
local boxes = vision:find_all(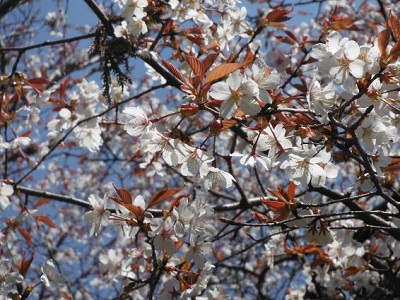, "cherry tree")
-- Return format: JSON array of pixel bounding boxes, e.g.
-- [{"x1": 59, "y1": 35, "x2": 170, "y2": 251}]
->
[{"x1": 0, "y1": 0, "x2": 399, "y2": 299}]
